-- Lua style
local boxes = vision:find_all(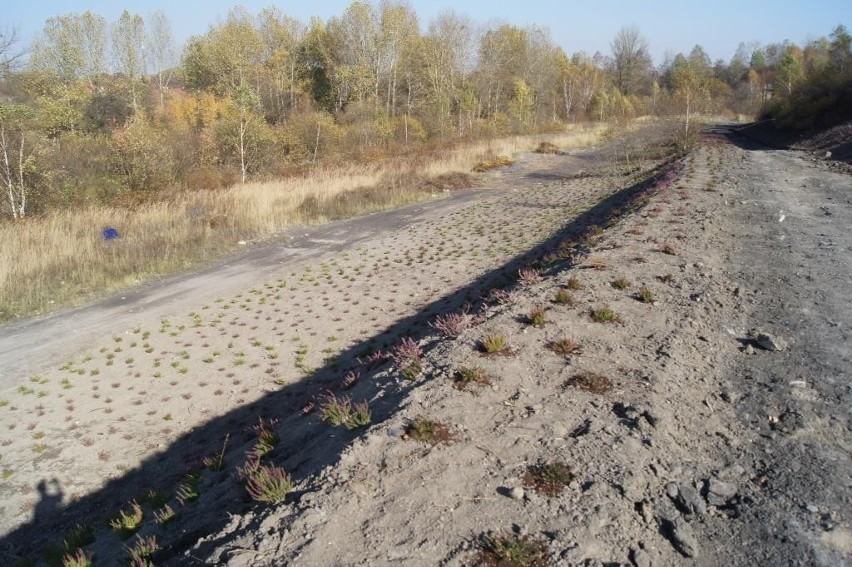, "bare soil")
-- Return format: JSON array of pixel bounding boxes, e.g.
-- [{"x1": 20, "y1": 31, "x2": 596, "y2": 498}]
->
[{"x1": 1, "y1": 126, "x2": 850, "y2": 566}]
